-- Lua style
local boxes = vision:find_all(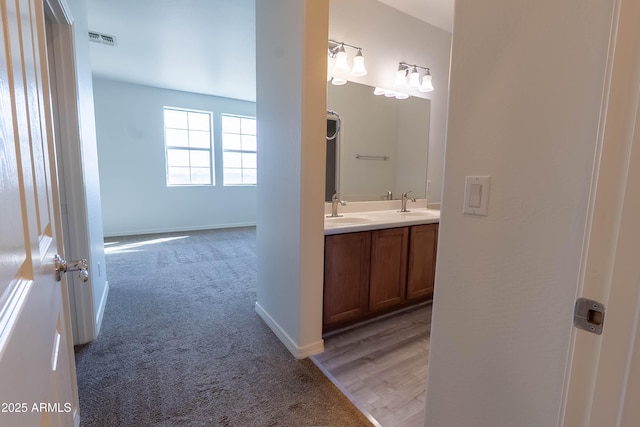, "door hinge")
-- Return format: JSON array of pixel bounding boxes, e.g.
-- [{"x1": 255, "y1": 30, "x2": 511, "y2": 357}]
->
[{"x1": 574, "y1": 298, "x2": 605, "y2": 335}]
